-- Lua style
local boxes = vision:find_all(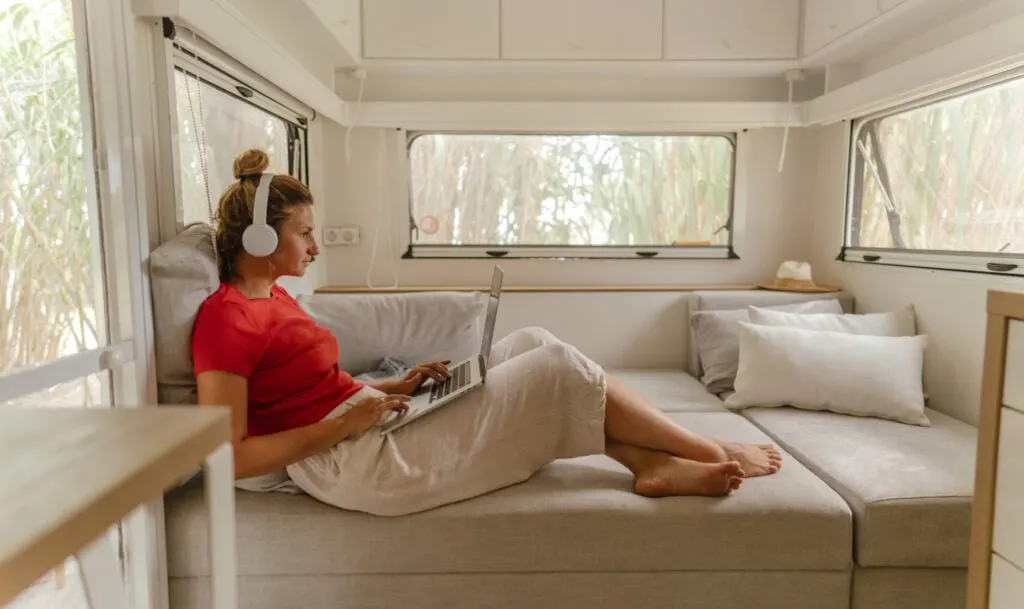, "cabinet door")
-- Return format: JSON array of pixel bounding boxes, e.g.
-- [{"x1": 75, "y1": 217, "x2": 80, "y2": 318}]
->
[
  {"x1": 990, "y1": 554, "x2": 1024, "y2": 609},
  {"x1": 994, "y1": 407, "x2": 1024, "y2": 569},
  {"x1": 803, "y1": 0, "x2": 878, "y2": 55},
  {"x1": 362, "y1": 0, "x2": 500, "y2": 59},
  {"x1": 664, "y1": 0, "x2": 800, "y2": 59},
  {"x1": 501, "y1": 0, "x2": 662, "y2": 59}
]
